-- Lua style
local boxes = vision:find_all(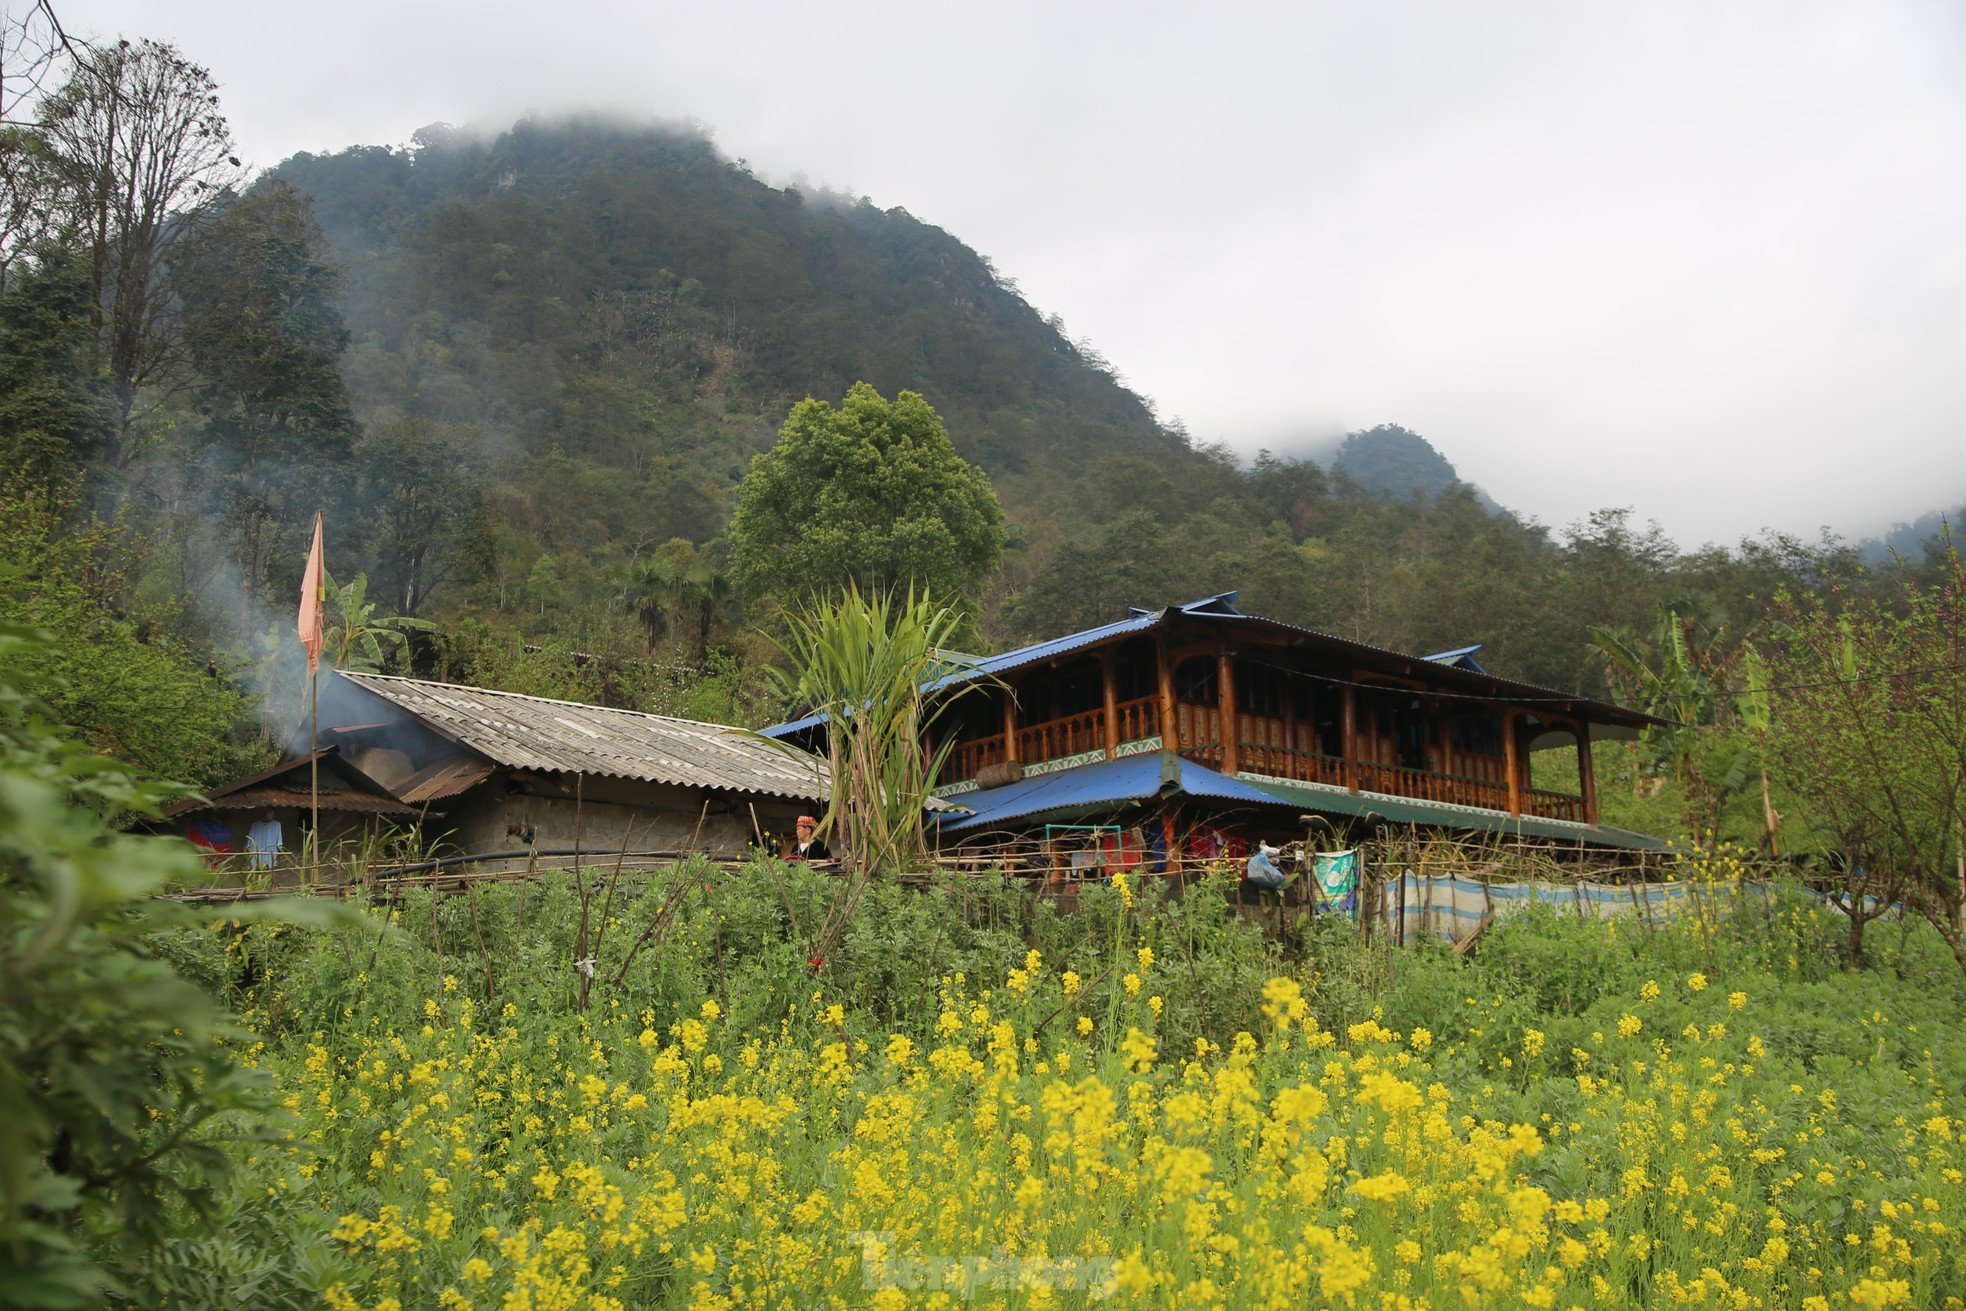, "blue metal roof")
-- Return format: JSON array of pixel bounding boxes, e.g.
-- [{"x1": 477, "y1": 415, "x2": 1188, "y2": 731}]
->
[
  {"x1": 1241, "y1": 776, "x2": 1670, "y2": 852},
  {"x1": 763, "y1": 593, "x2": 1249, "y2": 739},
  {"x1": 935, "y1": 749, "x2": 1292, "y2": 834},
  {"x1": 1423, "y1": 643, "x2": 1488, "y2": 674},
  {"x1": 765, "y1": 591, "x2": 1656, "y2": 740},
  {"x1": 931, "y1": 749, "x2": 1667, "y2": 851}
]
